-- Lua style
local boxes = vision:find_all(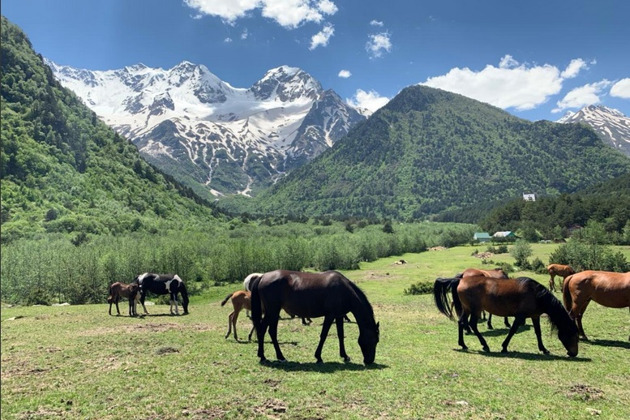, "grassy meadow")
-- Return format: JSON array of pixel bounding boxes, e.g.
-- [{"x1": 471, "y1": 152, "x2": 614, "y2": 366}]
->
[{"x1": 2, "y1": 244, "x2": 629, "y2": 419}]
